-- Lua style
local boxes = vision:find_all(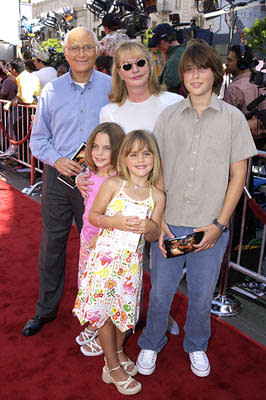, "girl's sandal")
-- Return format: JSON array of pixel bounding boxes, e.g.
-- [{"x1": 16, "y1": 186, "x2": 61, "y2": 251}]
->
[
  {"x1": 75, "y1": 327, "x2": 98, "y2": 346},
  {"x1": 80, "y1": 338, "x2": 103, "y2": 356},
  {"x1": 102, "y1": 364, "x2": 142, "y2": 395},
  {"x1": 117, "y1": 348, "x2": 138, "y2": 376}
]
